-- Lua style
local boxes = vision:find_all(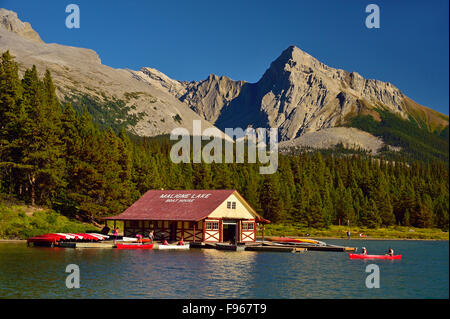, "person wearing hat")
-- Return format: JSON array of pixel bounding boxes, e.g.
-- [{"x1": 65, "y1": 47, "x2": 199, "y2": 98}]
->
[{"x1": 361, "y1": 247, "x2": 367, "y2": 255}]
